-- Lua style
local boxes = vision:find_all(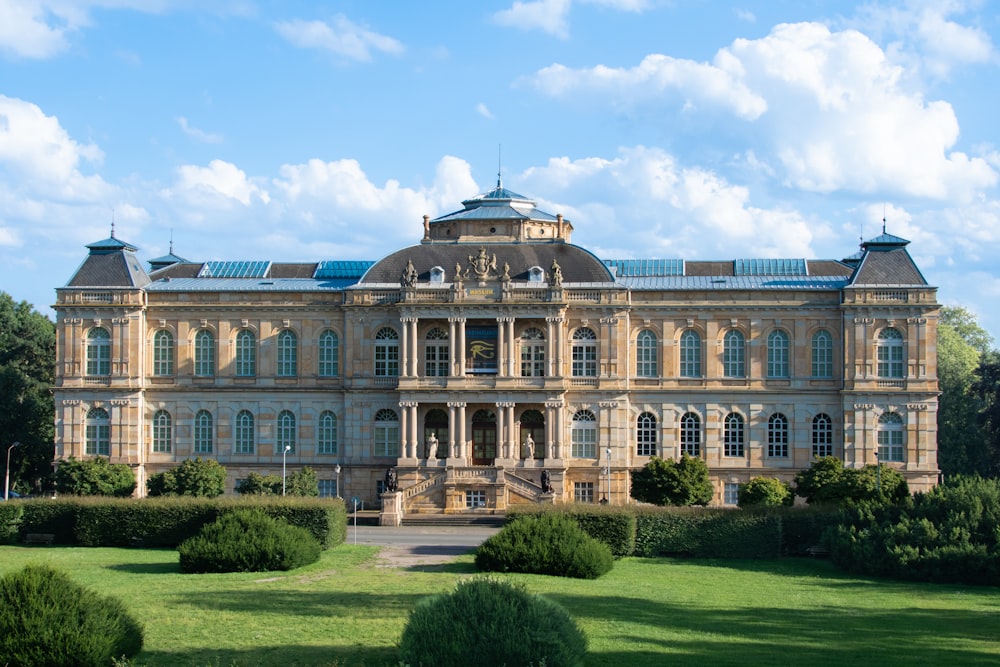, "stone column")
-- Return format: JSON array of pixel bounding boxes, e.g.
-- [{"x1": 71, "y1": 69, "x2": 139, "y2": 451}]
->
[
  {"x1": 400, "y1": 317, "x2": 412, "y2": 378},
  {"x1": 507, "y1": 318, "x2": 516, "y2": 376},
  {"x1": 496, "y1": 402, "x2": 507, "y2": 458},
  {"x1": 447, "y1": 401, "x2": 458, "y2": 460},
  {"x1": 457, "y1": 318, "x2": 467, "y2": 375},
  {"x1": 448, "y1": 318, "x2": 458, "y2": 376},
  {"x1": 456, "y1": 402, "x2": 467, "y2": 459}
]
